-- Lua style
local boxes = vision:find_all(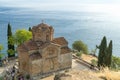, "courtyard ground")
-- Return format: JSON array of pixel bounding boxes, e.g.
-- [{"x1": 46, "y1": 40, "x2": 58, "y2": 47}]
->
[{"x1": 41, "y1": 58, "x2": 102, "y2": 80}]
